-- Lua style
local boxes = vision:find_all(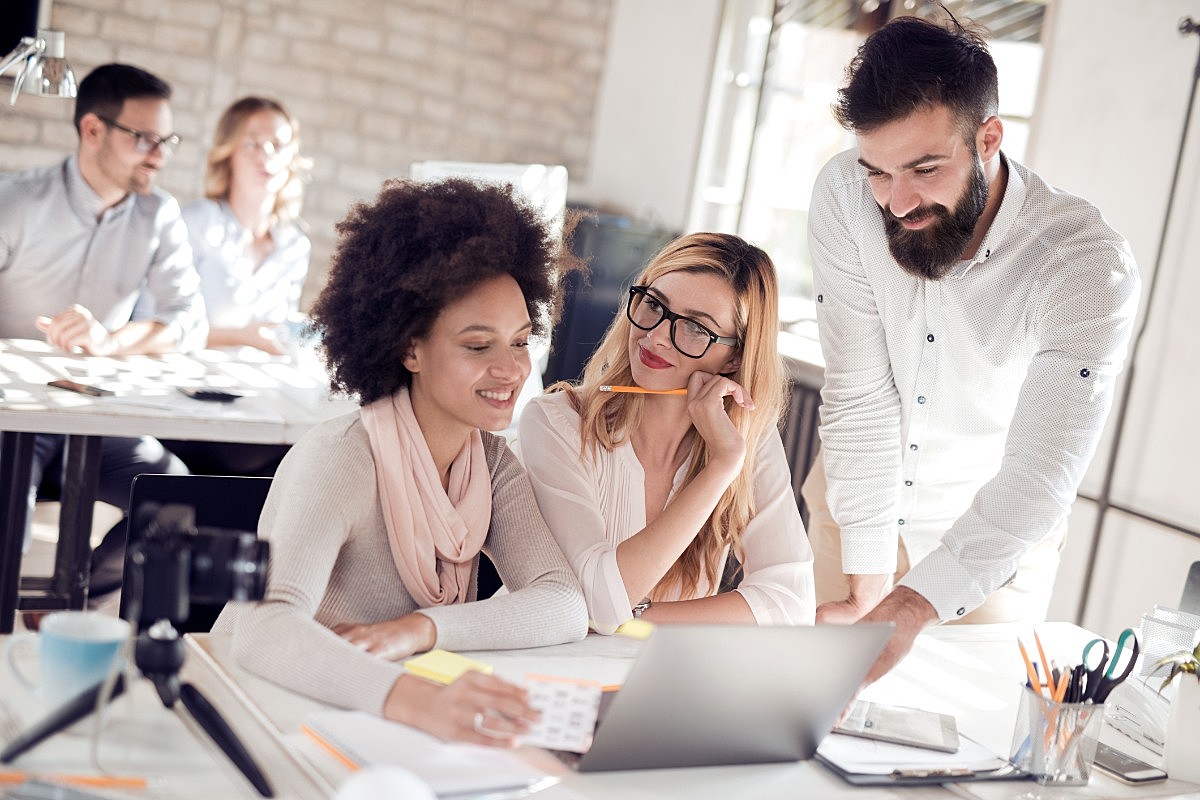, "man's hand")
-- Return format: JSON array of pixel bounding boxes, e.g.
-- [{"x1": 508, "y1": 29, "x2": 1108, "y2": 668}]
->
[
  {"x1": 36, "y1": 305, "x2": 114, "y2": 355},
  {"x1": 333, "y1": 612, "x2": 437, "y2": 661},
  {"x1": 816, "y1": 572, "x2": 892, "y2": 623},
  {"x1": 858, "y1": 586, "x2": 938, "y2": 687}
]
